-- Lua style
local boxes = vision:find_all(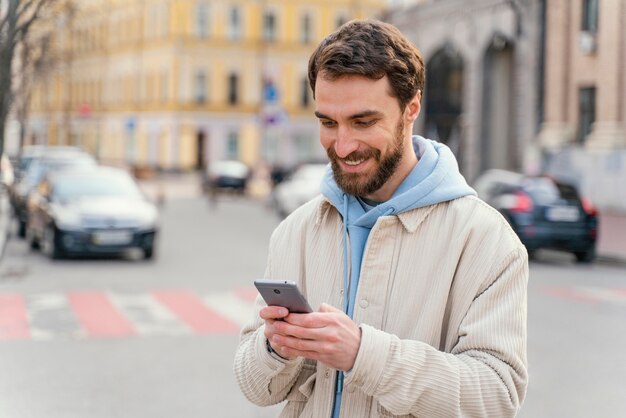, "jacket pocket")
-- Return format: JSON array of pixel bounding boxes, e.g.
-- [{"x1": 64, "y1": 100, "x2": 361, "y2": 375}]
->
[
  {"x1": 285, "y1": 362, "x2": 317, "y2": 403},
  {"x1": 280, "y1": 364, "x2": 317, "y2": 418},
  {"x1": 376, "y1": 402, "x2": 412, "y2": 418}
]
